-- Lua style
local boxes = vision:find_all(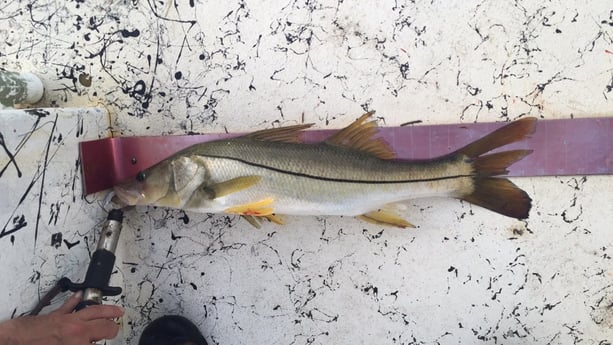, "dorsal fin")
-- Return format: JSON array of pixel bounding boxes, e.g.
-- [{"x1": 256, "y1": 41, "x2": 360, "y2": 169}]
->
[
  {"x1": 325, "y1": 111, "x2": 396, "y2": 159},
  {"x1": 245, "y1": 123, "x2": 314, "y2": 143}
]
